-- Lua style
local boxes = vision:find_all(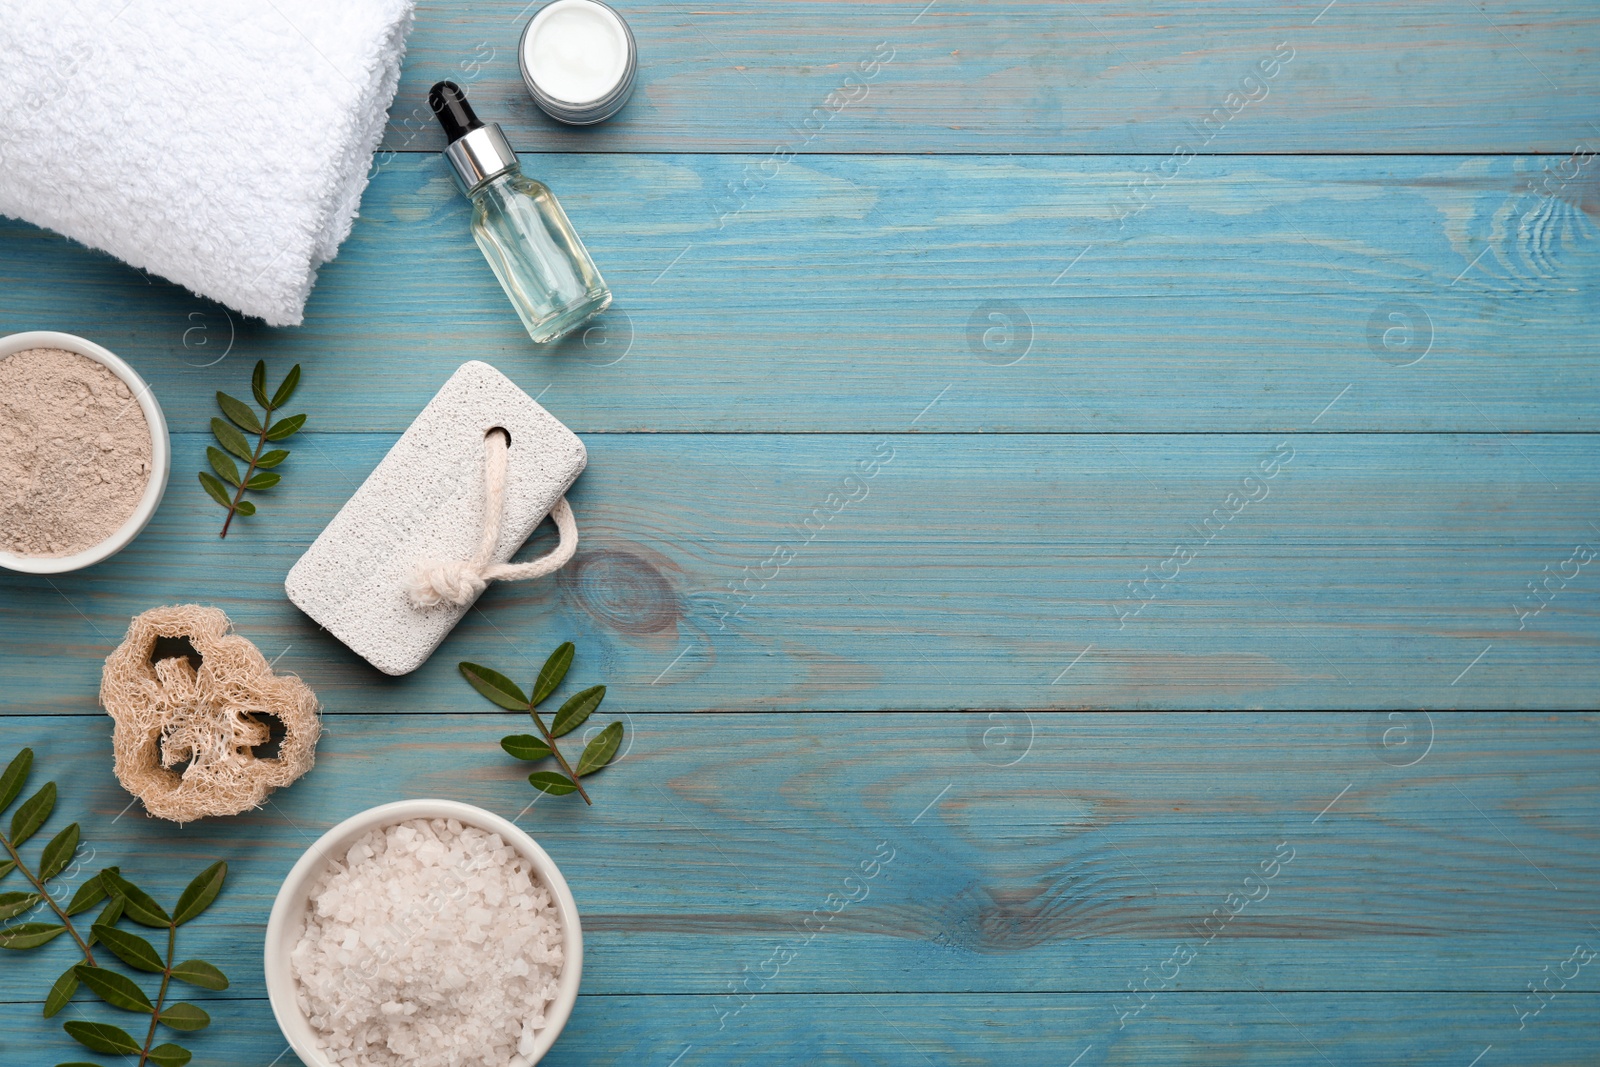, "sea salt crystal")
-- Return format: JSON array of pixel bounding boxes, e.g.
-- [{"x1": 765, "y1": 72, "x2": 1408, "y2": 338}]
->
[{"x1": 290, "y1": 819, "x2": 564, "y2": 1067}]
